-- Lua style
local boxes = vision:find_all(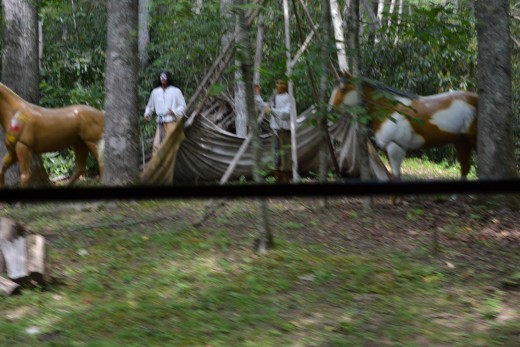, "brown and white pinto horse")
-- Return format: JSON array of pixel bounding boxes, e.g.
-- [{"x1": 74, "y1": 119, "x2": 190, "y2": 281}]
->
[
  {"x1": 329, "y1": 72, "x2": 478, "y2": 181},
  {"x1": 0, "y1": 83, "x2": 105, "y2": 188}
]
